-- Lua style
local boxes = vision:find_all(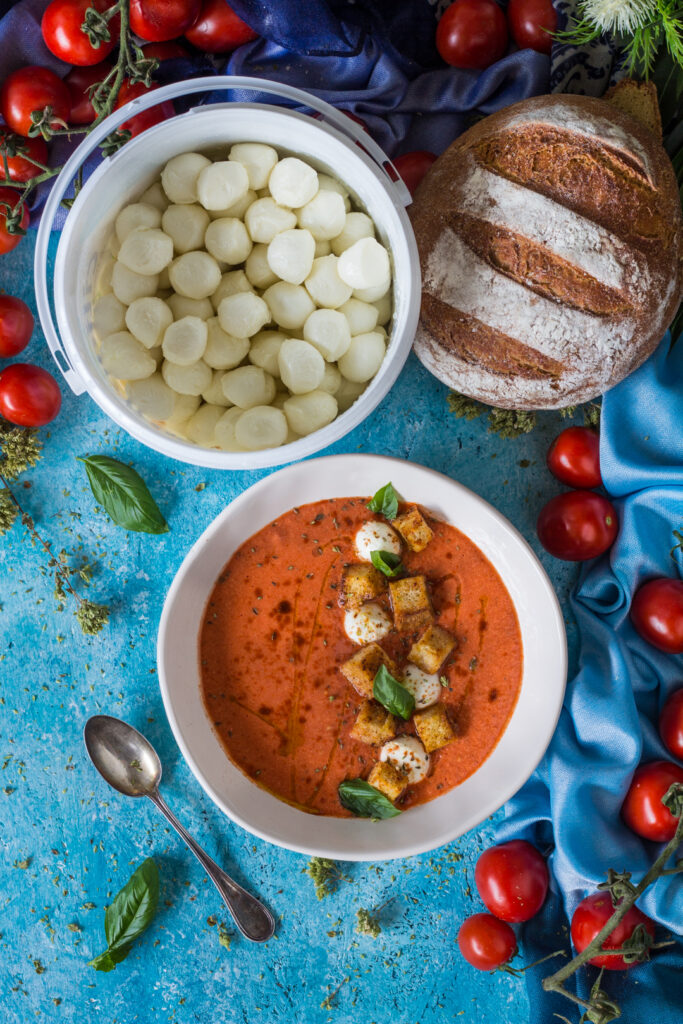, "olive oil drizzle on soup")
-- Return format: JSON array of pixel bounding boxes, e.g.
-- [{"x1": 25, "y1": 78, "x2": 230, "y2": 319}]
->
[{"x1": 199, "y1": 498, "x2": 523, "y2": 816}]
